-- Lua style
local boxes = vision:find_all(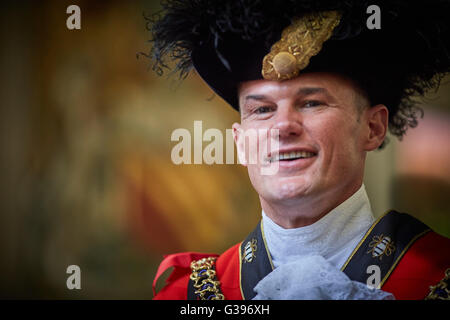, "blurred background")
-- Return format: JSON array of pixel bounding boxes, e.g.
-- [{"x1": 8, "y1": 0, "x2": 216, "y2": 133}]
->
[{"x1": 0, "y1": 1, "x2": 449, "y2": 299}]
